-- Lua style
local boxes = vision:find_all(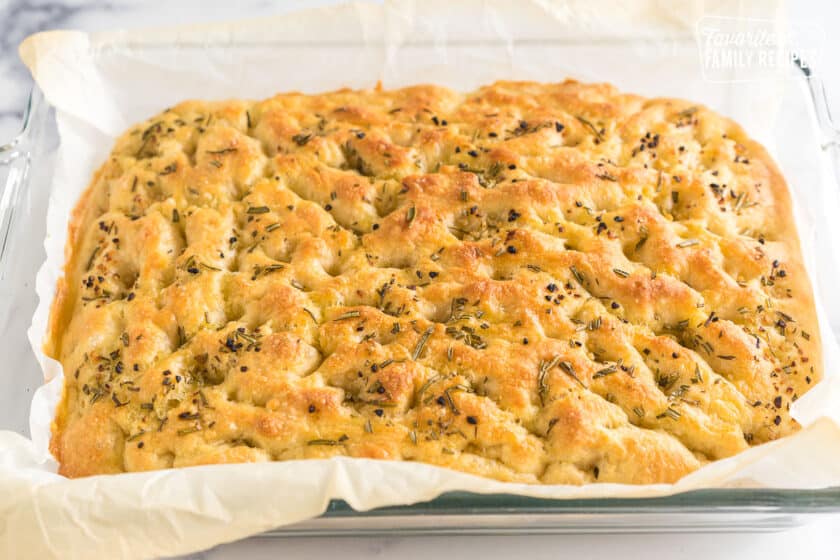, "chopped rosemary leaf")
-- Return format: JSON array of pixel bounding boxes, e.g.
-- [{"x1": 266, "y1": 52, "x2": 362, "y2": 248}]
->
[
  {"x1": 86, "y1": 246, "x2": 100, "y2": 271},
  {"x1": 692, "y1": 364, "x2": 704, "y2": 383},
  {"x1": 656, "y1": 407, "x2": 681, "y2": 420},
  {"x1": 538, "y1": 355, "x2": 561, "y2": 405},
  {"x1": 307, "y1": 439, "x2": 340, "y2": 446},
  {"x1": 126, "y1": 430, "x2": 146, "y2": 442},
  {"x1": 292, "y1": 133, "x2": 312, "y2": 146},
  {"x1": 417, "y1": 375, "x2": 441, "y2": 399},
  {"x1": 593, "y1": 365, "x2": 617, "y2": 378},
  {"x1": 676, "y1": 106, "x2": 698, "y2": 120},
  {"x1": 177, "y1": 427, "x2": 202, "y2": 436},
  {"x1": 677, "y1": 239, "x2": 699, "y2": 248},
  {"x1": 559, "y1": 361, "x2": 586, "y2": 388},
  {"x1": 335, "y1": 310, "x2": 361, "y2": 321},
  {"x1": 412, "y1": 327, "x2": 434, "y2": 360},
  {"x1": 576, "y1": 115, "x2": 604, "y2": 141},
  {"x1": 734, "y1": 191, "x2": 746, "y2": 212},
  {"x1": 206, "y1": 147, "x2": 238, "y2": 155},
  {"x1": 776, "y1": 310, "x2": 795, "y2": 323},
  {"x1": 444, "y1": 388, "x2": 460, "y2": 415}
]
